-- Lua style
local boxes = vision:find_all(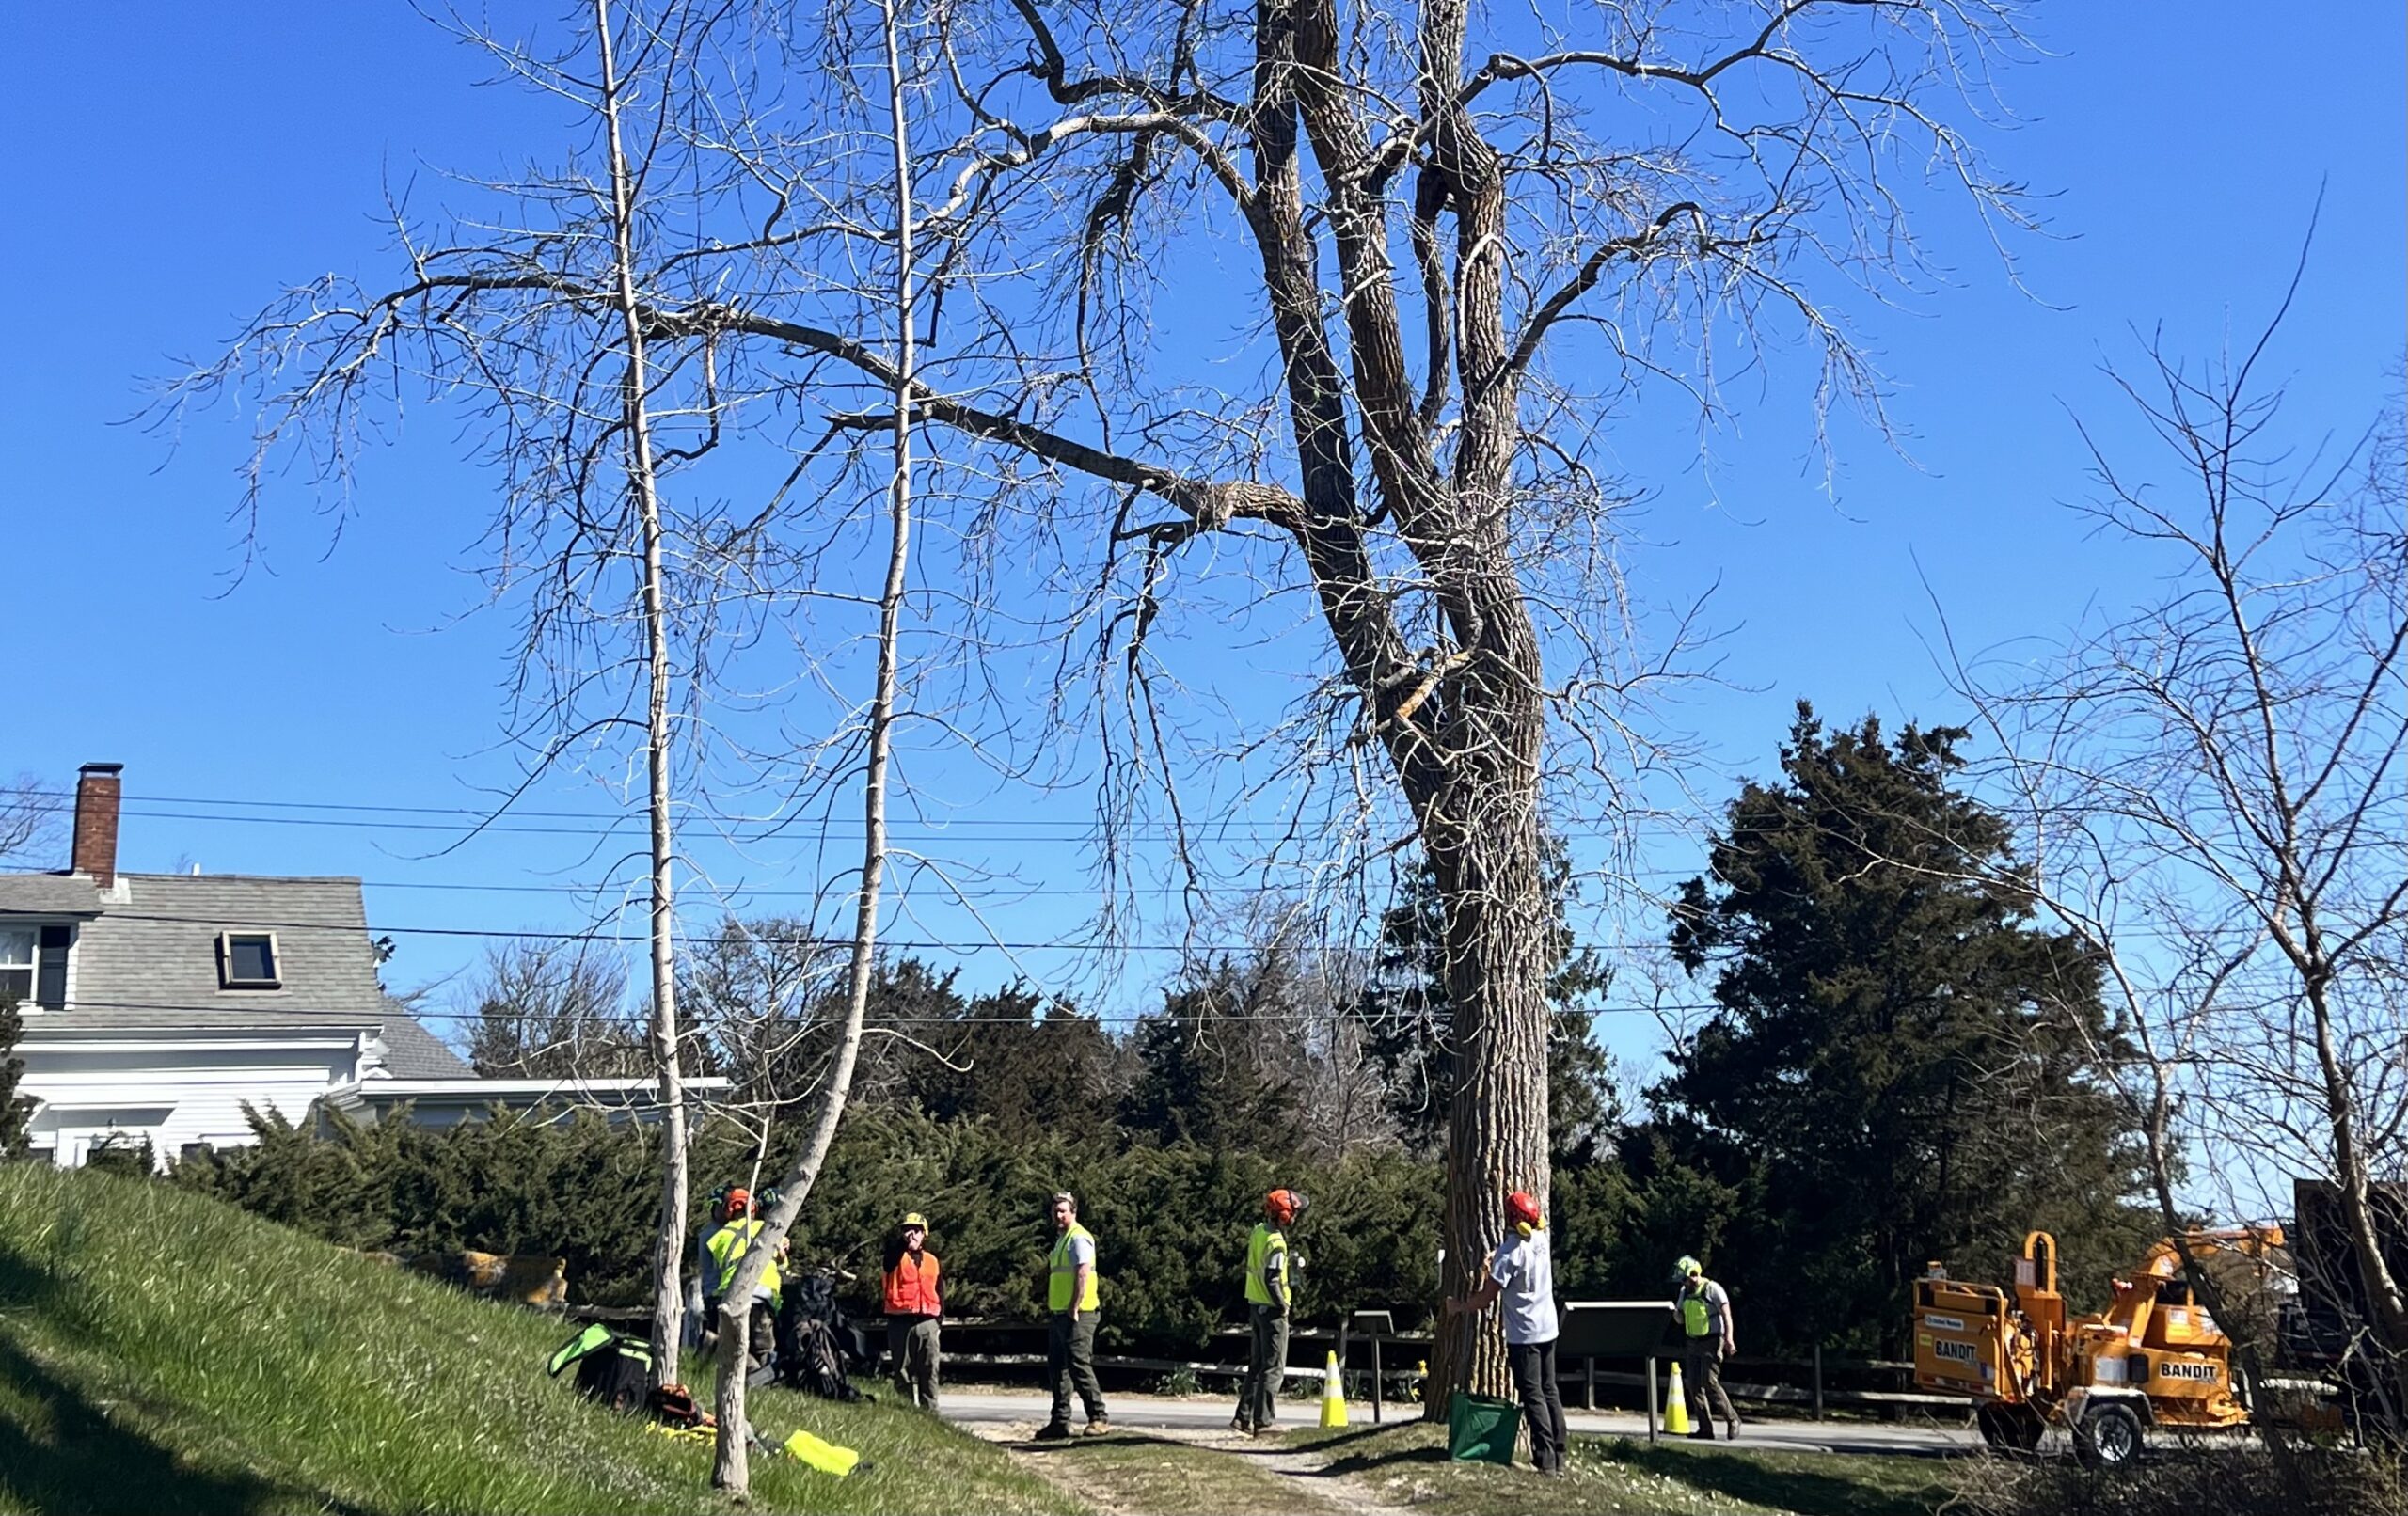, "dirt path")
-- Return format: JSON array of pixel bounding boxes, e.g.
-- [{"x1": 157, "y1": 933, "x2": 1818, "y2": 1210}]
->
[{"x1": 966, "y1": 1418, "x2": 1416, "y2": 1516}]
